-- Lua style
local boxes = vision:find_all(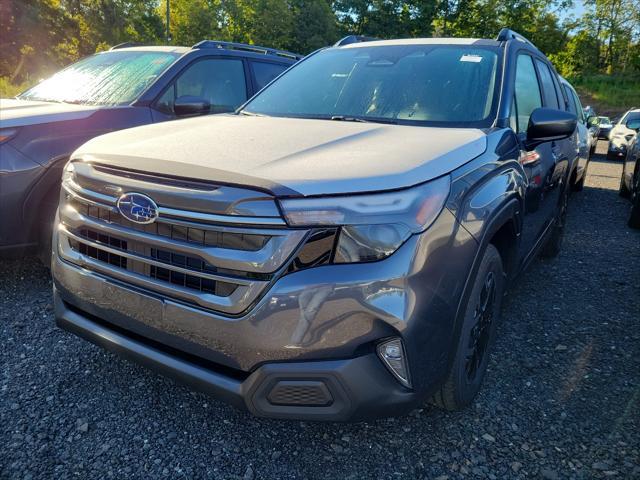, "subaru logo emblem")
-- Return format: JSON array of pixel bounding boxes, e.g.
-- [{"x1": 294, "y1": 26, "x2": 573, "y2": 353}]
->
[{"x1": 116, "y1": 192, "x2": 159, "y2": 224}]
